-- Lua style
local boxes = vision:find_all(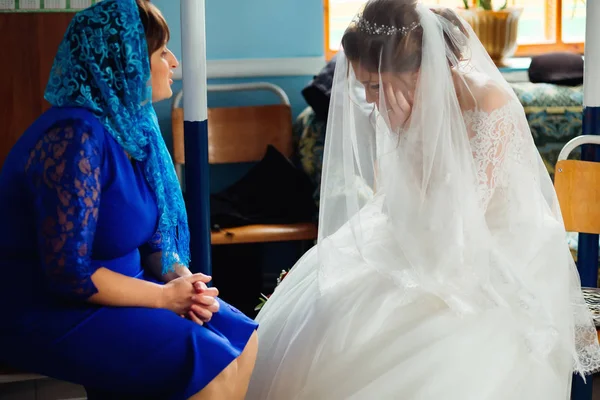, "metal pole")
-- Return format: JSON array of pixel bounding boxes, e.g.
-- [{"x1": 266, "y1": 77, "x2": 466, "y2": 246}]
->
[
  {"x1": 180, "y1": 0, "x2": 212, "y2": 276},
  {"x1": 572, "y1": 1, "x2": 599, "y2": 399}
]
